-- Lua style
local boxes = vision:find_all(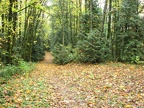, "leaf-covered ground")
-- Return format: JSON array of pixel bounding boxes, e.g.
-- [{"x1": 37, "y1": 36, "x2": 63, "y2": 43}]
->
[{"x1": 0, "y1": 52, "x2": 144, "y2": 108}]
